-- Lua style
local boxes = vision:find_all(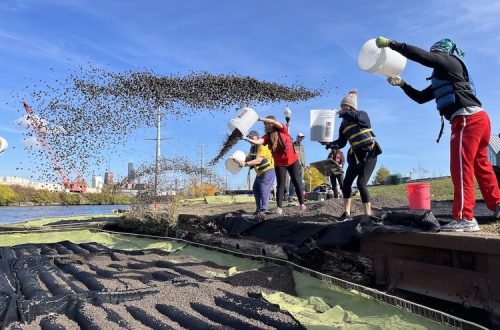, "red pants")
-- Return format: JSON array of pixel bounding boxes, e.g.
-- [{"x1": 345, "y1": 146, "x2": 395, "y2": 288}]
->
[{"x1": 450, "y1": 111, "x2": 500, "y2": 219}]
